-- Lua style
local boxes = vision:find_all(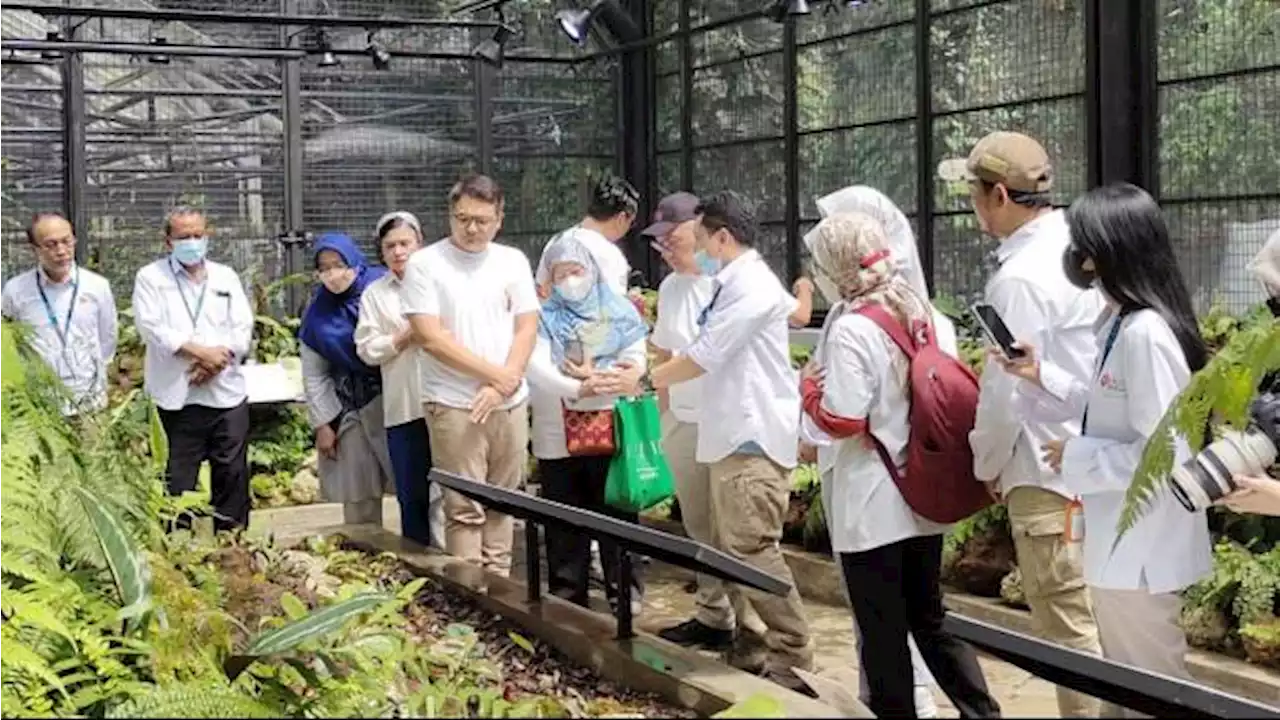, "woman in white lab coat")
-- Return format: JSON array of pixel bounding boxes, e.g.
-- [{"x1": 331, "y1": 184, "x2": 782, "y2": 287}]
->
[
  {"x1": 802, "y1": 212, "x2": 999, "y2": 719},
  {"x1": 802, "y1": 185, "x2": 951, "y2": 718},
  {"x1": 993, "y1": 183, "x2": 1212, "y2": 715}
]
